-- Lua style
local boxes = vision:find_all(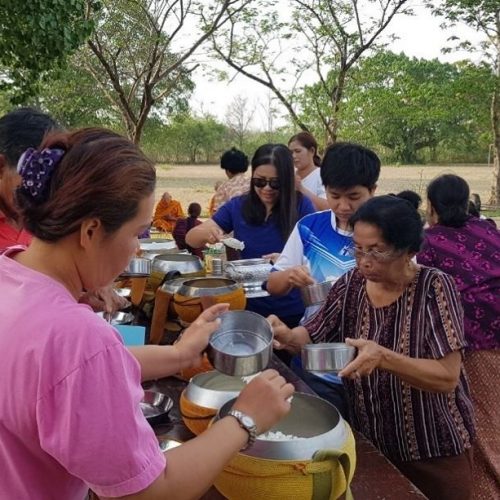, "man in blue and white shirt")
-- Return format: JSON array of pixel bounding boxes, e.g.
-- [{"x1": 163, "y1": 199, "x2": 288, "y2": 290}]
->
[{"x1": 267, "y1": 142, "x2": 381, "y2": 418}]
